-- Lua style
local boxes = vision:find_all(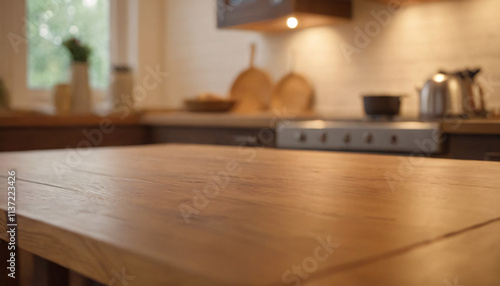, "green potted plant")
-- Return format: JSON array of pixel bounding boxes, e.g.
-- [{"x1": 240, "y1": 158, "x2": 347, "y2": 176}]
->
[
  {"x1": 63, "y1": 37, "x2": 92, "y2": 63},
  {"x1": 63, "y1": 37, "x2": 93, "y2": 114}
]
